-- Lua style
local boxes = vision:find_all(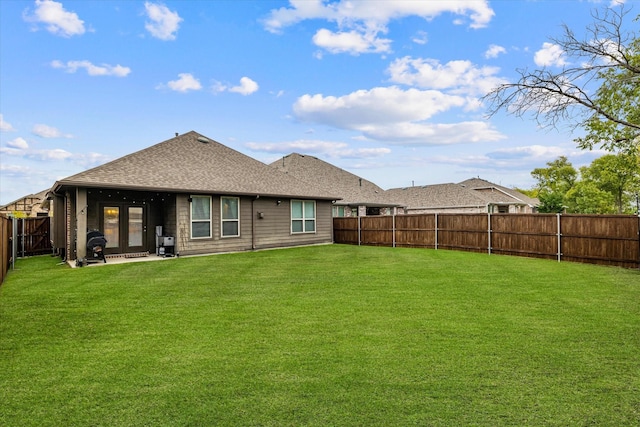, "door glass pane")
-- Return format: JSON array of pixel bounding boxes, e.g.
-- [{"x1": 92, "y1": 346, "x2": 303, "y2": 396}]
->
[
  {"x1": 104, "y1": 207, "x2": 119, "y2": 248},
  {"x1": 128, "y1": 207, "x2": 143, "y2": 247}
]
